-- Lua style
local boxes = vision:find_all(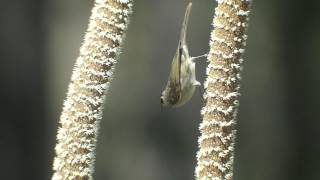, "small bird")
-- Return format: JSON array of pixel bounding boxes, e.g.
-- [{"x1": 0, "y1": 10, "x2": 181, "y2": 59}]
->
[{"x1": 160, "y1": 2, "x2": 206, "y2": 107}]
